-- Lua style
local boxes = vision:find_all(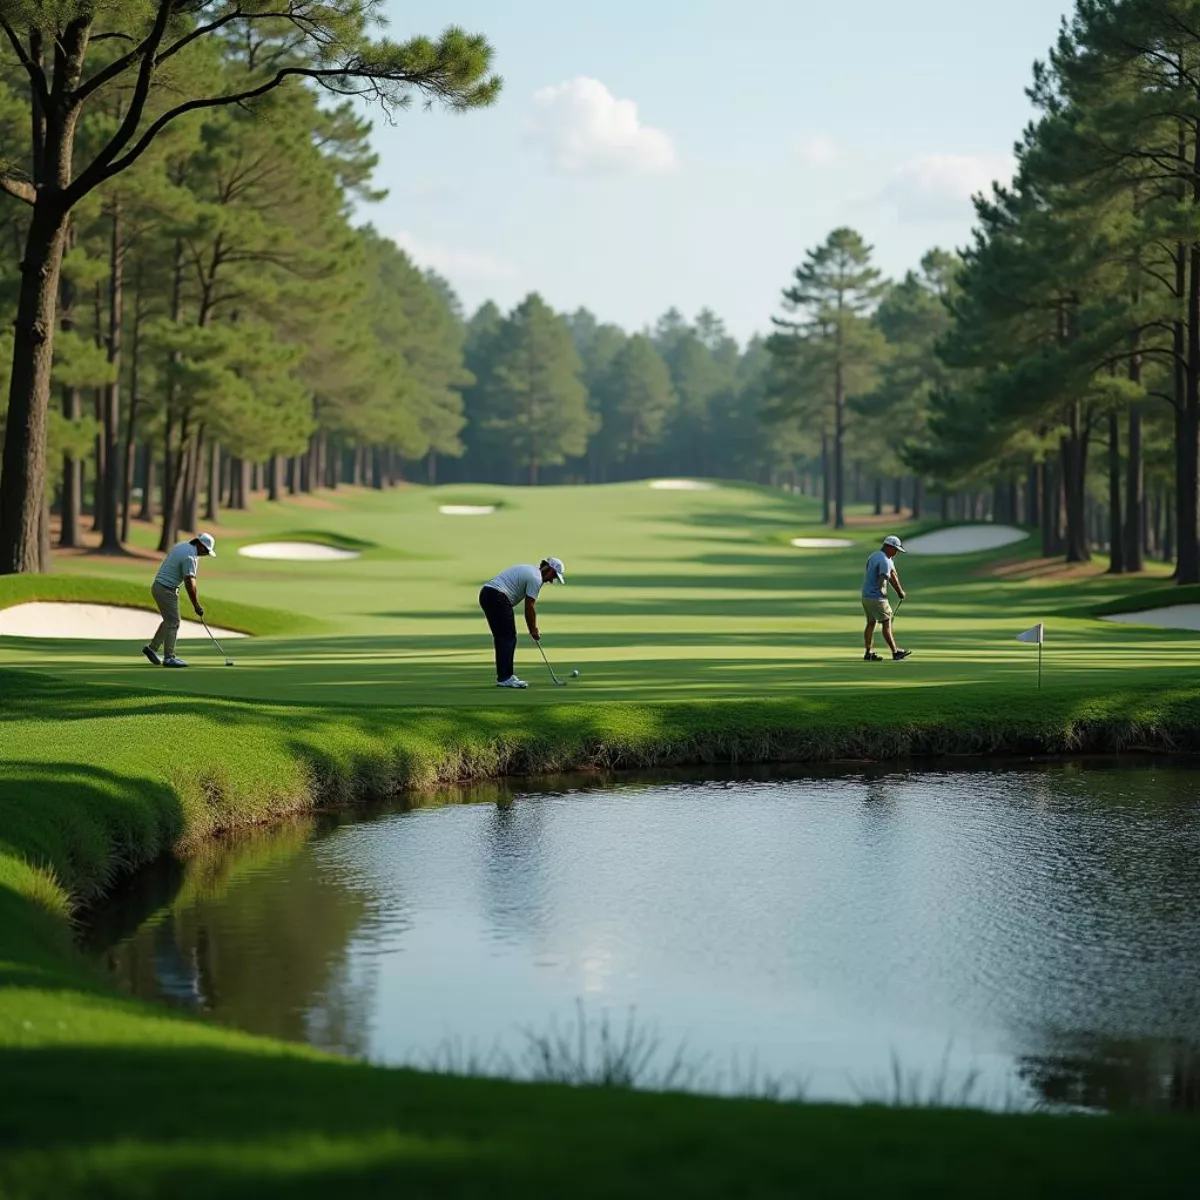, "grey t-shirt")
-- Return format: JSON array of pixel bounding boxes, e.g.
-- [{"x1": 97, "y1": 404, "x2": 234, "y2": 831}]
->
[
  {"x1": 861, "y1": 550, "x2": 893, "y2": 600},
  {"x1": 155, "y1": 541, "x2": 199, "y2": 590},
  {"x1": 484, "y1": 564, "x2": 543, "y2": 607}
]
